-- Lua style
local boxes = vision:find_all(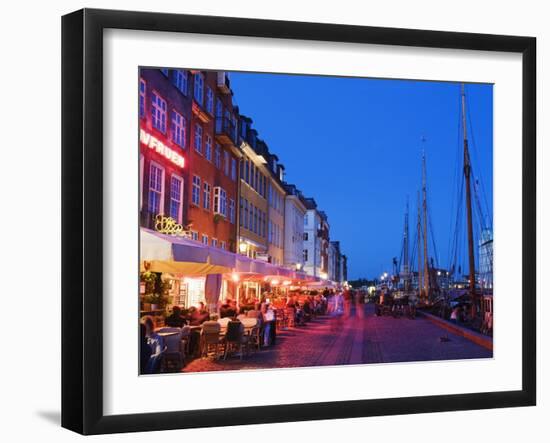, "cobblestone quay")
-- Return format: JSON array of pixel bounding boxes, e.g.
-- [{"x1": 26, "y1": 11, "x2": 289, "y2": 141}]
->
[{"x1": 183, "y1": 303, "x2": 492, "y2": 373}]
